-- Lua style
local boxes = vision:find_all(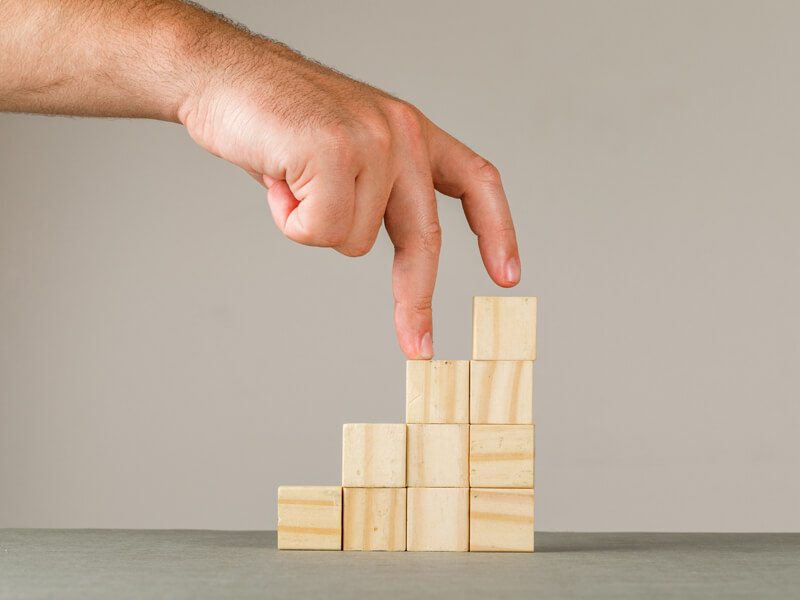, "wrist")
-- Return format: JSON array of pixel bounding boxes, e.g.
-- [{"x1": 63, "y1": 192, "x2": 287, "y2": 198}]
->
[{"x1": 172, "y1": 12, "x2": 282, "y2": 128}]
